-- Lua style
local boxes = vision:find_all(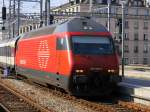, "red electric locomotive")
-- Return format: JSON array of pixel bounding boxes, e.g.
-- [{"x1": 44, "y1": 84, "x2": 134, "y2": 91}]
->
[{"x1": 2, "y1": 17, "x2": 121, "y2": 96}]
